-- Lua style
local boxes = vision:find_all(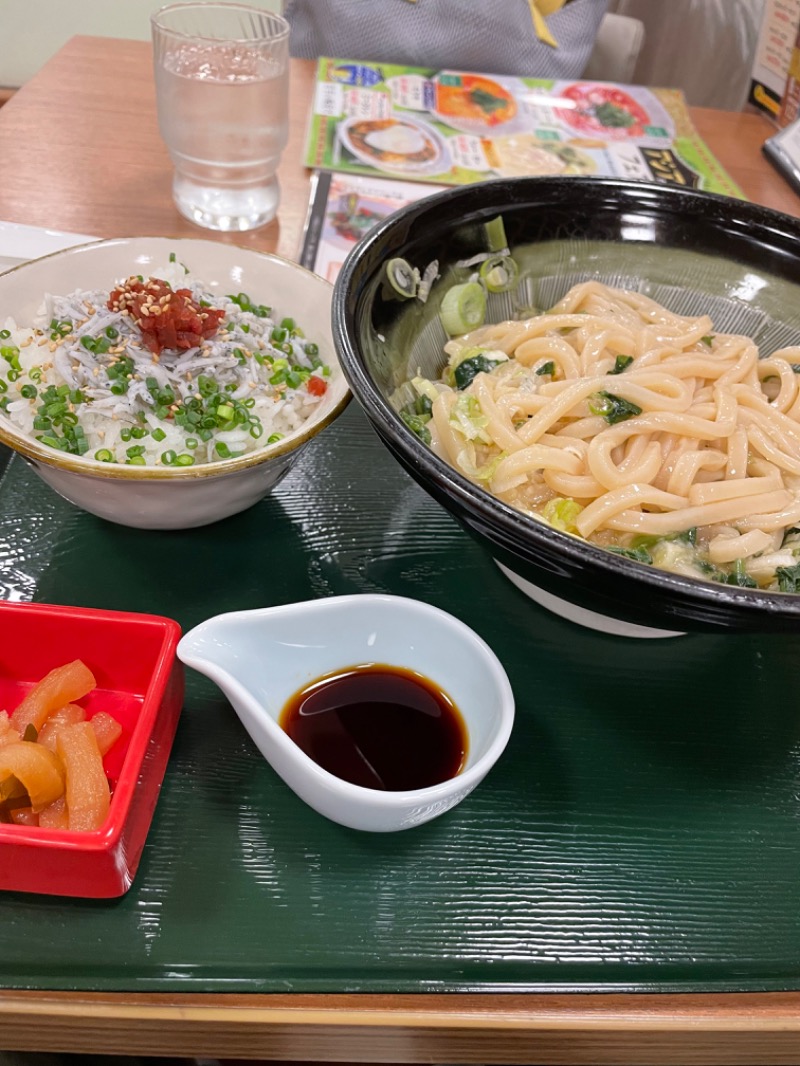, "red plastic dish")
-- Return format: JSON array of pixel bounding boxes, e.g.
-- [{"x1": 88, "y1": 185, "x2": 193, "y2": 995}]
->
[{"x1": 0, "y1": 601, "x2": 183, "y2": 898}]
